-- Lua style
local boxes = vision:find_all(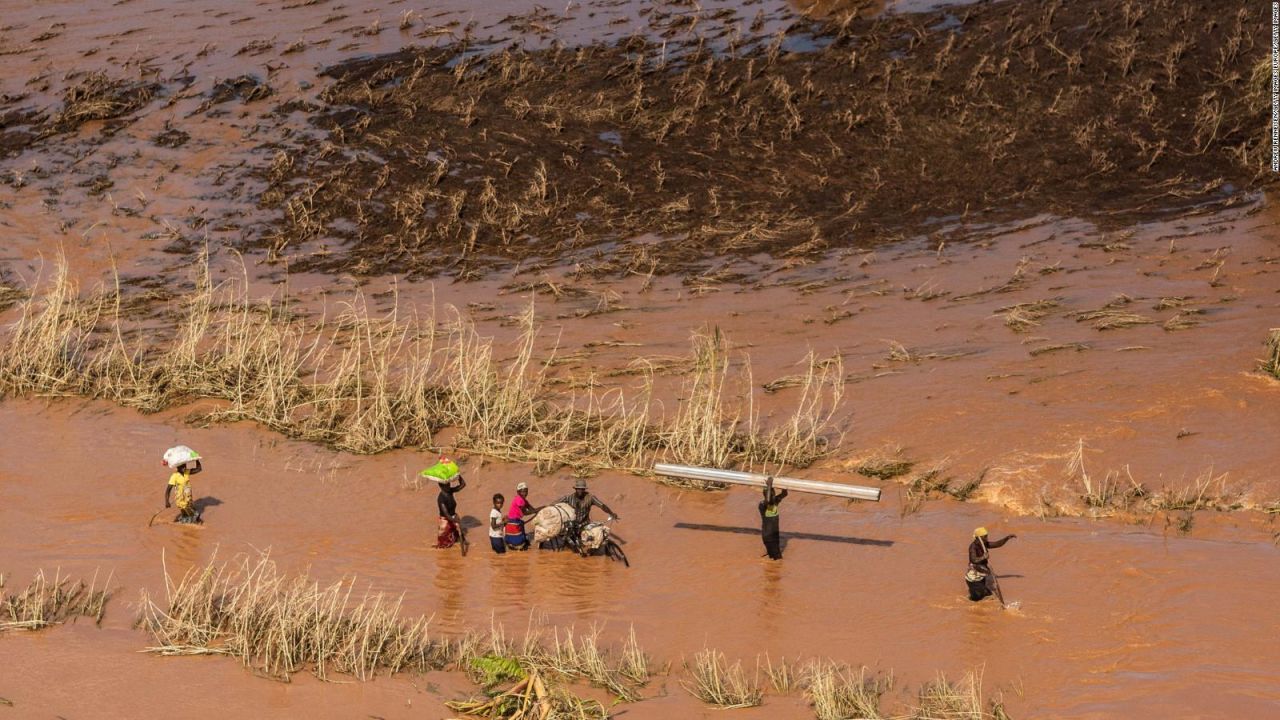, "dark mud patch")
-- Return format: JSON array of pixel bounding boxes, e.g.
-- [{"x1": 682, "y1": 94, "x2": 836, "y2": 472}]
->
[
  {"x1": 0, "y1": 106, "x2": 43, "y2": 160},
  {"x1": 249, "y1": 0, "x2": 1270, "y2": 280},
  {"x1": 202, "y1": 75, "x2": 274, "y2": 111},
  {"x1": 152, "y1": 127, "x2": 190, "y2": 148}
]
